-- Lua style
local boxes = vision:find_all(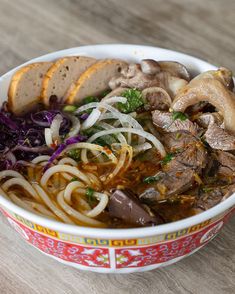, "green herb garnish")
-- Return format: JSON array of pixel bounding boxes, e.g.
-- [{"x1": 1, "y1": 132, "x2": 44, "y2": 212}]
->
[
  {"x1": 161, "y1": 153, "x2": 174, "y2": 165},
  {"x1": 81, "y1": 96, "x2": 99, "y2": 105},
  {"x1": 117, "y1": 89, "x2": 144, "y2": 113},
  {"x1": 86, "y1": 187, "x2": 96, "y2": 205},
  {"x1": 67, "y1": 149, "x2": 81, "y2": 161},
  {"x1": 143, "y1": 175, "x2": 161, "y2": 184},
  {"x1": 63, "y1": 105, "x2": 78, "y2": 112},
  {"x1": 202, "y1": 187, "x2": 213, "y2": 193},
  {"x1": 70, "y1": 177, "x2": 78, "y2": 182},
  {"x1": 172, "y1": 111, "x2": 188, "y2": 121}
]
